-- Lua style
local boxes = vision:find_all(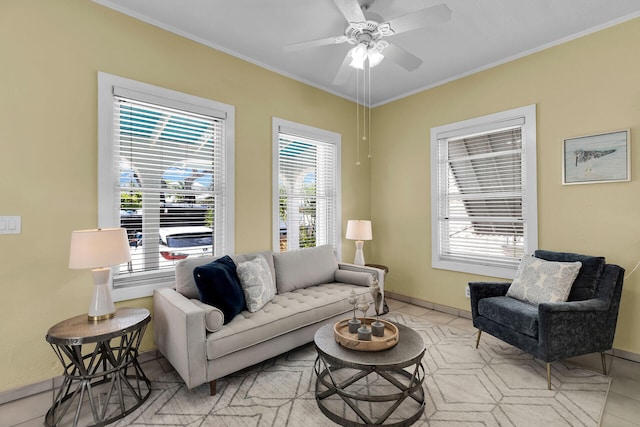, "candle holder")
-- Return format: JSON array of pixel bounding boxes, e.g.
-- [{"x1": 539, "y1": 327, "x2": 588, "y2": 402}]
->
[
  {"x1": 356, "y1": 295, "x2": 371, "y2": 341},
  {"x1": 347, "y1": 290, "x2": 361, "y2": 333}
]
